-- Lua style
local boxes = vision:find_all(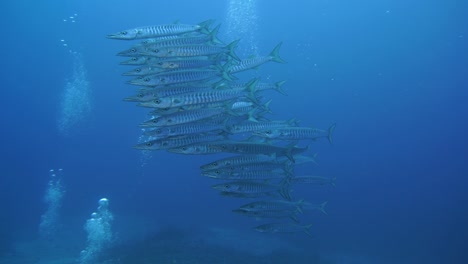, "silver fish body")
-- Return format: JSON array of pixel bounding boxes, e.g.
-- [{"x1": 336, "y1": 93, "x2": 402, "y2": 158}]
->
[
  {"x1": 229, "y1": 42, "x2": 286, "y2": 73},
  {"x1": 254, "y1": 123, "x2": 336, "y2": 144},
  {"x1": 107, "y1": 20, "x2": 214, "y2": 40},
  {"x1": 140, "y1": 107, "x2": 228, "y2": 127}
]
